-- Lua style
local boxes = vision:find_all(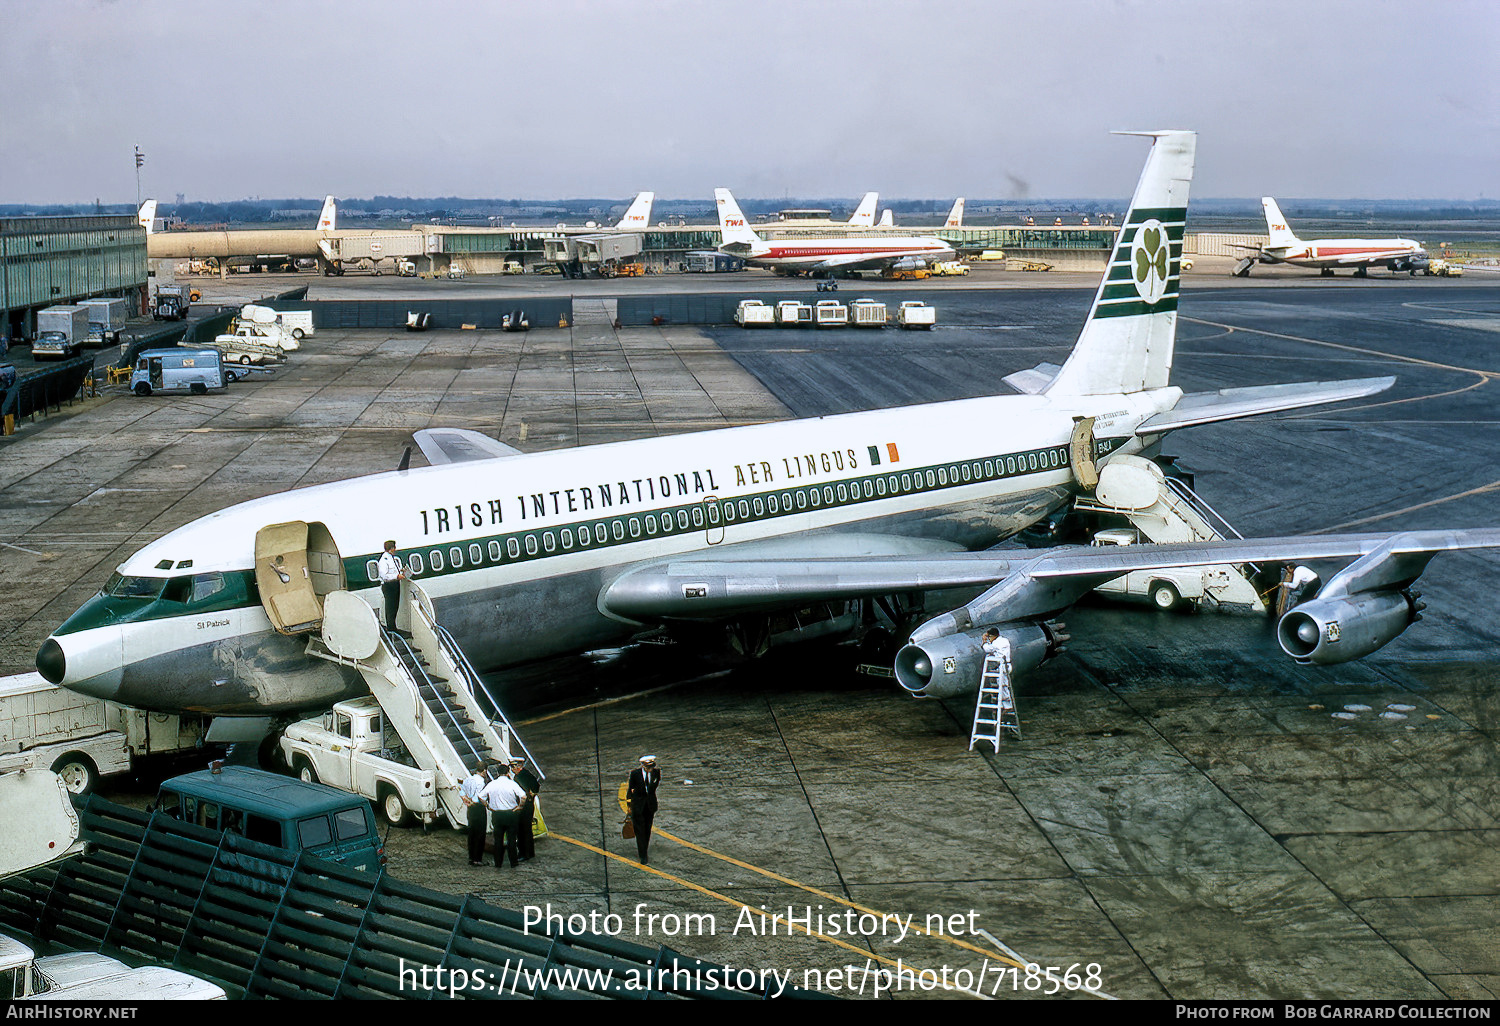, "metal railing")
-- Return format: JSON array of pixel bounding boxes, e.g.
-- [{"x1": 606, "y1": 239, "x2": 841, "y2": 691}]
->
[
  {"x1": 434, "y1": 624, "x2": 544, "y2": 780},
  {"x1": 383, "y1": 628, "x2": 487, "y2": 771}
]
